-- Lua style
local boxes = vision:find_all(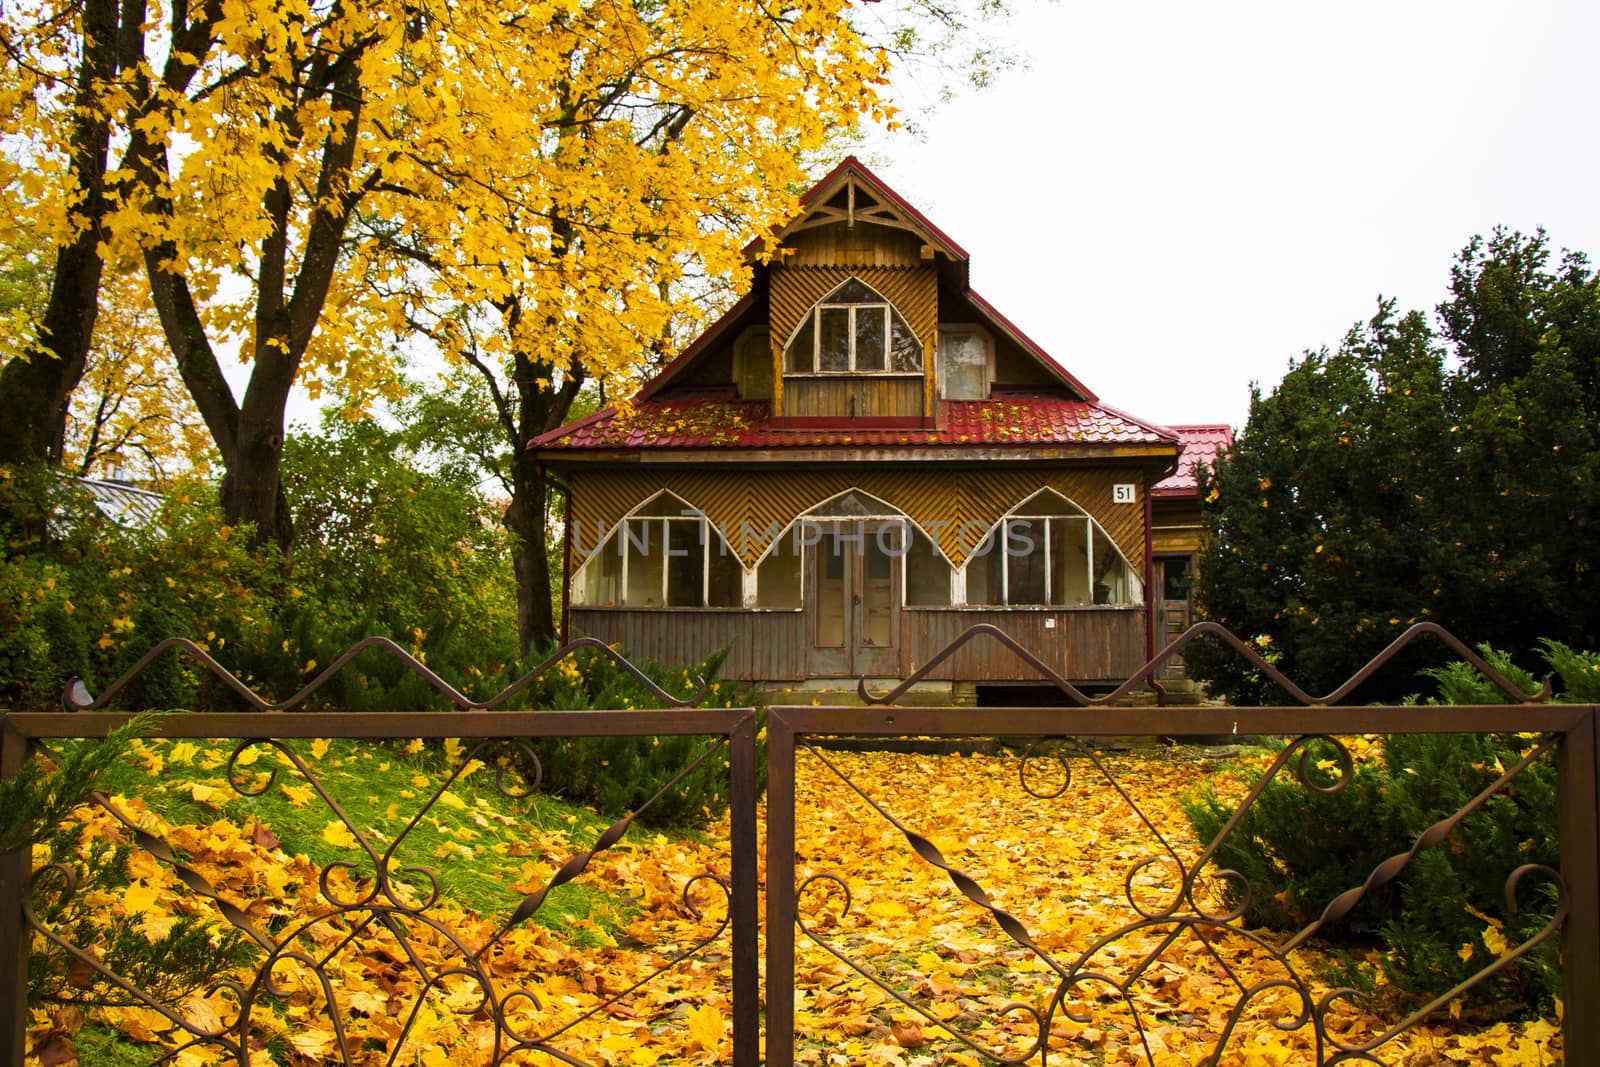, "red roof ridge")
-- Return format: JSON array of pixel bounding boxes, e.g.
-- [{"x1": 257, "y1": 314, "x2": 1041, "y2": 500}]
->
[{"x1": 1083, "y1": 399, "x2": 1180, "y2": 443}]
